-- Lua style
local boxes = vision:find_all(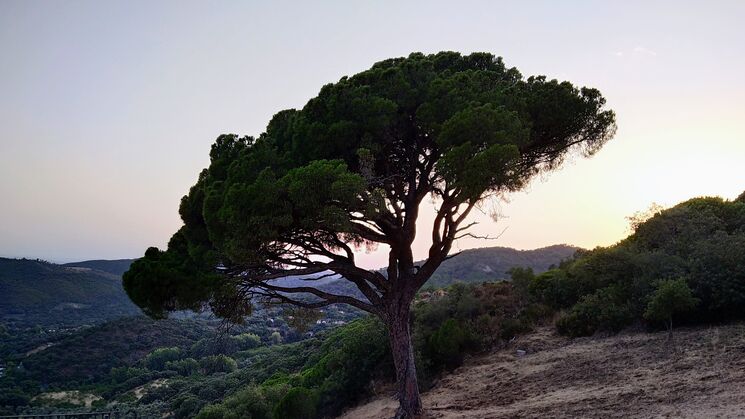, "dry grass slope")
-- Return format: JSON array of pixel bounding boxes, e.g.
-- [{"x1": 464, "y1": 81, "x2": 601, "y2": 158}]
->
[{"x1": 339, "y1": 324, "x2": 745, "y2": 418}]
